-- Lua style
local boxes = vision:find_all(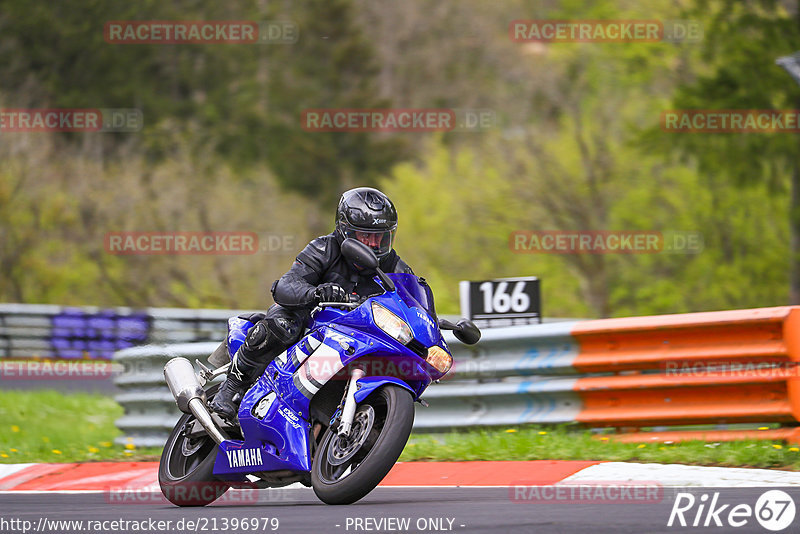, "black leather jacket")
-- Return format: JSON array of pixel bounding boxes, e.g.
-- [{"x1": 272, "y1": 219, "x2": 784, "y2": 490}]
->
[{"x1": 271, "y1": 232, "x2": 413, "y2": 310}]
